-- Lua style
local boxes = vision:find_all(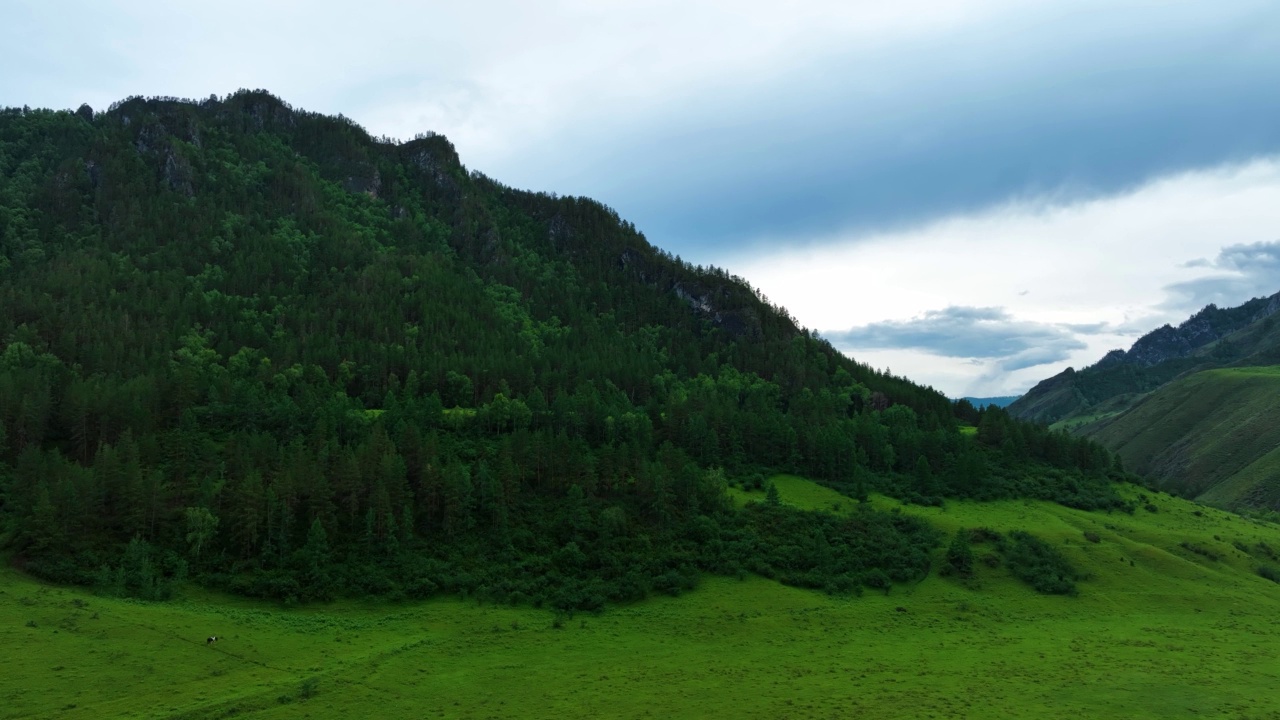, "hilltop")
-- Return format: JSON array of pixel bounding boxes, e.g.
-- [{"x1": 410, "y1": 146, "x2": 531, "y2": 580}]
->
[{"x1": 1, "y1": 91, "x2": 1127, "y2": 607}]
